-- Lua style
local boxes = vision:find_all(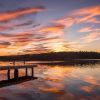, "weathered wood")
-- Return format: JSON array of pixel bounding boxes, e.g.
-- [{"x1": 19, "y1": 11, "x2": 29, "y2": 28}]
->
[
  {"x1": 0, "y1": 63, "x2": 37, "y2": 87},
  {"x1": 26, "y1": 67, "x2": 28, "y2": 76},
  {"x1": 7, "y1": 69, "x2": 10, "y2": 80},
  {"x1": 0, "y1": 76, "x2": 37, "y2": 88},
  {"x1": 14, "y1": 68, "x2": 19, "y2": 79},
  {"x1": 31, "y1": 67, "x2": 34, "y2": 77},
  {"x1": 0, "y1": 65, "x2": 37, "y2": 70}
]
